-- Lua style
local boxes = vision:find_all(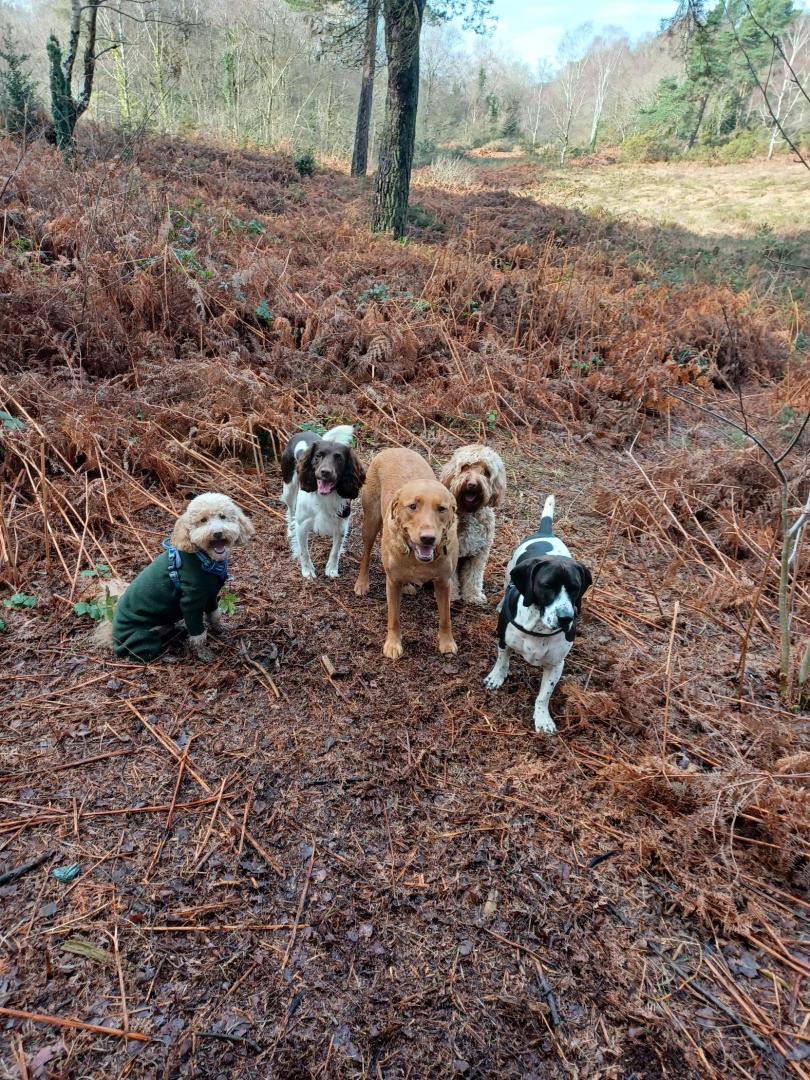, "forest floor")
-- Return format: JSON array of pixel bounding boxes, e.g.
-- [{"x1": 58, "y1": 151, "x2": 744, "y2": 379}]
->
[
  {"x1": 466, "y1": 156, "x2": 810, "y2": 302},
  {"x1": 1, "y1": 135, "x2": 809, "y2": 1079}
]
